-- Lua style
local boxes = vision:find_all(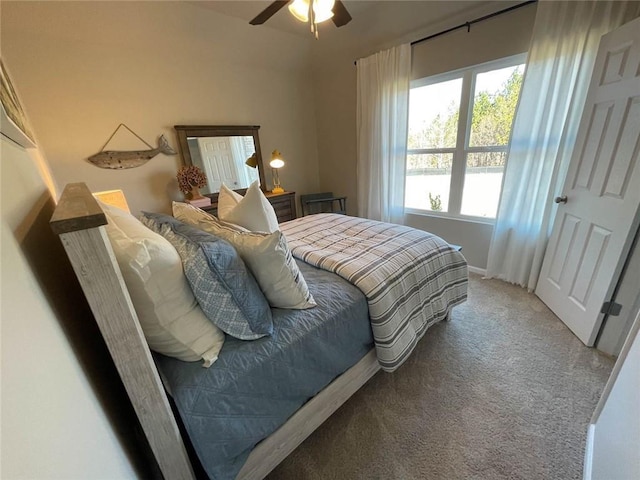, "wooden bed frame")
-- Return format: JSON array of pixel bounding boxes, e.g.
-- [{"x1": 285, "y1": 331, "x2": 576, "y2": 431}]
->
[{"x1": 50, "y1": 183, "x2": 381, "y2": 480}]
